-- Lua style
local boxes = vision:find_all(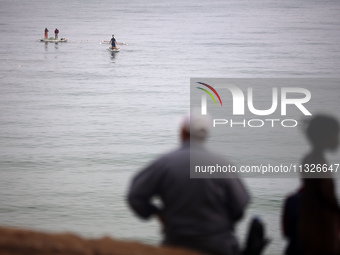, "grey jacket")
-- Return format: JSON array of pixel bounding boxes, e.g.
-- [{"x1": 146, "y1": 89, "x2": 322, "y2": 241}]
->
[{"x1": 127, "y1": 142, "x2": 250, "y2": 255}]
